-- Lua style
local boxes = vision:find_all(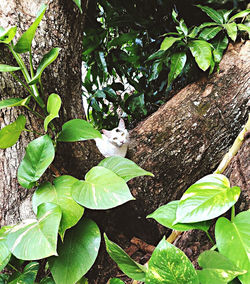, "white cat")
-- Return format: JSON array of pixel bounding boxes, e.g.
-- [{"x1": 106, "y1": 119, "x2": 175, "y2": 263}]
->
[{"x1": 95, "y1": 119, "x2": 129, "y2": 157}]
